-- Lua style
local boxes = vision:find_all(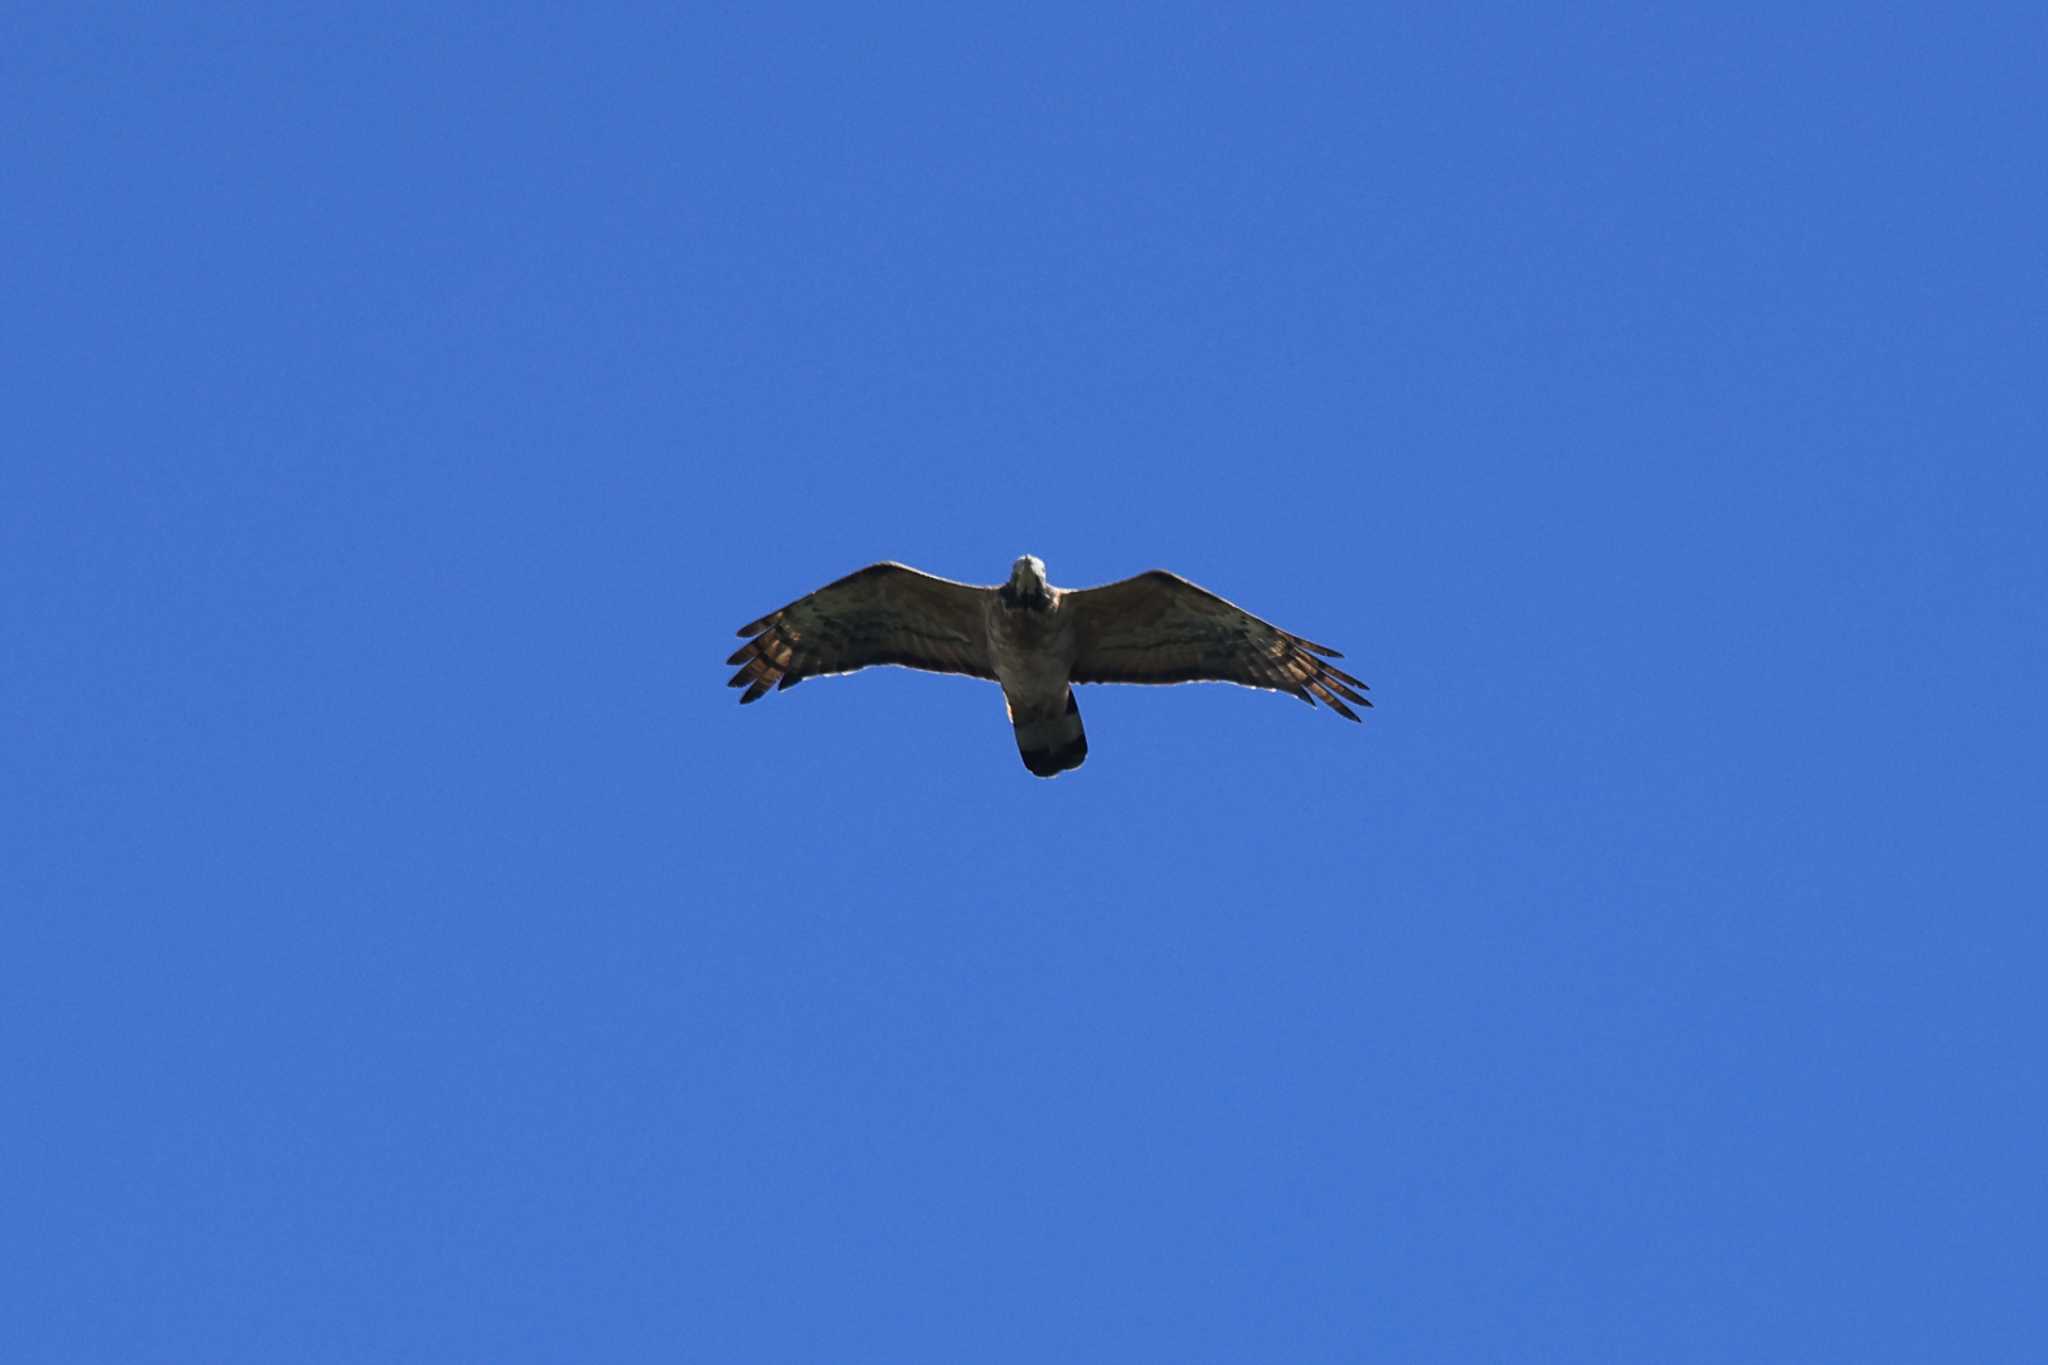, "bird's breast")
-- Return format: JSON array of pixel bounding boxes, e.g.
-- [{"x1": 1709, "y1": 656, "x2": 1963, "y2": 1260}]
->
[{"x1": 986, "y1": 598, "x2": 1074, "y2": 695}]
